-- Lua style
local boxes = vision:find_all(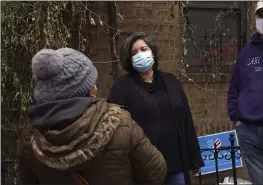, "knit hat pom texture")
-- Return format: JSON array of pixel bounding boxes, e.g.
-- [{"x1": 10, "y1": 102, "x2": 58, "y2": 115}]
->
[
  {"x1": 31, "y1": 48, "x2": 98, "y2": 103},
  {"x1": 32, "y1": 49, "x2": 64, "y2": 80}
]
